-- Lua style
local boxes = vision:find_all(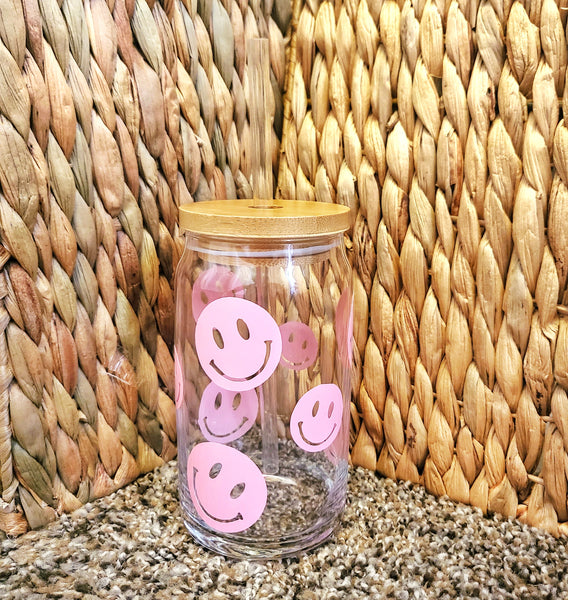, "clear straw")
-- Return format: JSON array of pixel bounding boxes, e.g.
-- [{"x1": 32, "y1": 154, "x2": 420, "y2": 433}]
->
[
  {"x1": 247, "y1": 37, "x2": 279, "y2": 474},
  {"x1": 247, "y1": 37, "x2": 274, "y2": 207},
  {"x1": 256, "y1": 274, "x2": 279, "y2": 475}
]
